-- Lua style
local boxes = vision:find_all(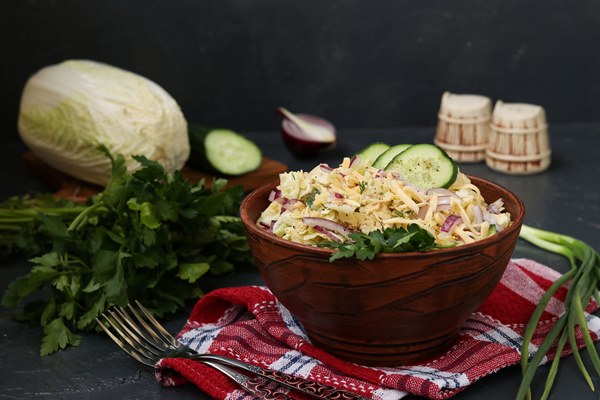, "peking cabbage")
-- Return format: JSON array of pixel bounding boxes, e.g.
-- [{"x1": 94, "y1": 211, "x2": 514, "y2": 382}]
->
[{"x1": 18, "y1": 59, "x2": 190, "y2": 186}]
